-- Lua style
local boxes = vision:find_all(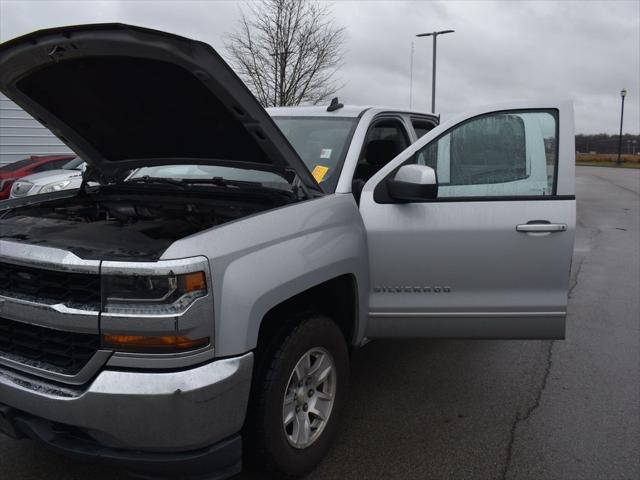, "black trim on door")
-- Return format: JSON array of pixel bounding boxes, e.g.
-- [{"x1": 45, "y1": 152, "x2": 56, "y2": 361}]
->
[{"x1": 374, "y1": 193, "x2": 575, "y2": 204}]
